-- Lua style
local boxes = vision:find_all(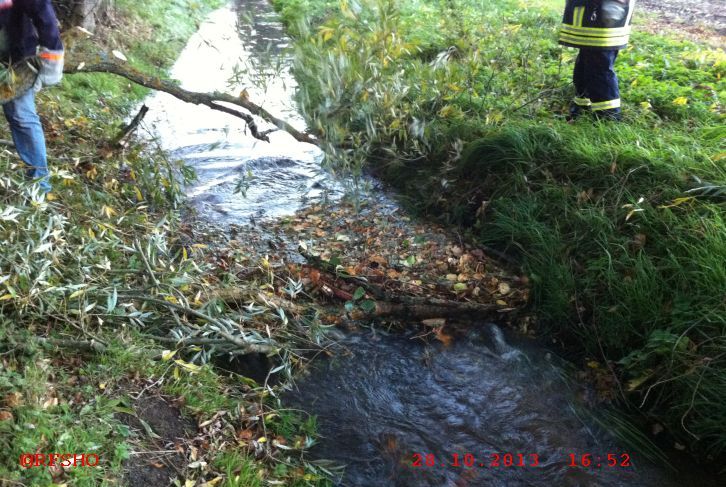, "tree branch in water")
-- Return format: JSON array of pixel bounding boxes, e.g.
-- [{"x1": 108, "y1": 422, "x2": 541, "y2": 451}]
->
[{"x1": 64, "y1": 62, "x2": 319, "y2": 146}]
